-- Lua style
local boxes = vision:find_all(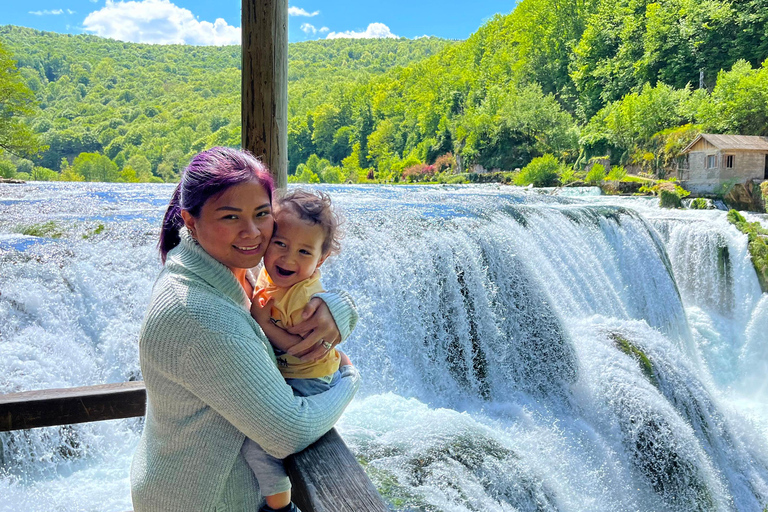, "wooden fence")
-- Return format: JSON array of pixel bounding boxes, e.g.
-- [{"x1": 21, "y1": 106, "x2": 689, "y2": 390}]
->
[{"x1": 0, "y1": 382, "x2": 388, "y2": 512}]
